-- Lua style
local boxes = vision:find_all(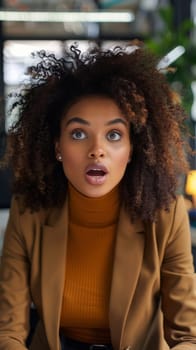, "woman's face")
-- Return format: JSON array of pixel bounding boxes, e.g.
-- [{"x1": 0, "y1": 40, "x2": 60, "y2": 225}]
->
[{"x1": 55, "y1": 95, "x2": 131, "y2": 198}]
